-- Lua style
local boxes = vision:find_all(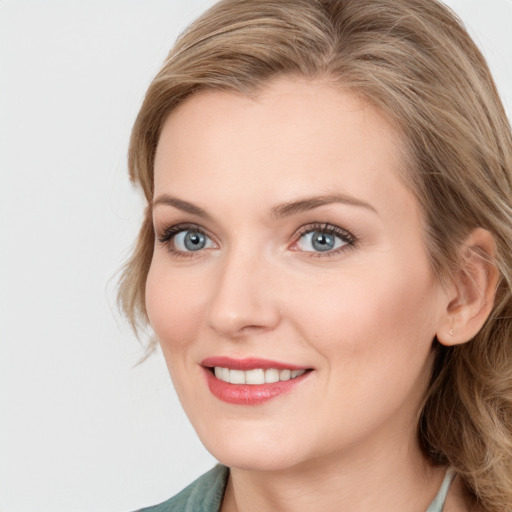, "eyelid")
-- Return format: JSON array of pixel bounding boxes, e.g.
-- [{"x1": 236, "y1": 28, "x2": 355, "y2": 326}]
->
[
  {"x1": 155, "y1": 222, "x2": 218, "y2": 256},
  {"x1": 155, "y1": 222, "x2": 202, "y2": 242},
  {"x1": 290, "y1": 222, "x2": 357, "y2": 255},
  {"x1": 154, "y1": 221, "x2": 356, "y2": 258}
]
